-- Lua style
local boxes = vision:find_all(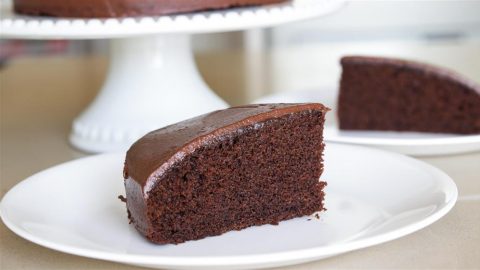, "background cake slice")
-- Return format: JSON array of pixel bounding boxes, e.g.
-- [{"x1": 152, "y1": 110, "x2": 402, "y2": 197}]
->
[
  {"x1": 338, "y1": 56, "x2": 480, "y2": 134},
  {"x1": 14, "y1": 0, "x2": 288, "y2": 18},
  {"x1": 124, "y1": 103, "x2": 328, "y2": 244}
]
